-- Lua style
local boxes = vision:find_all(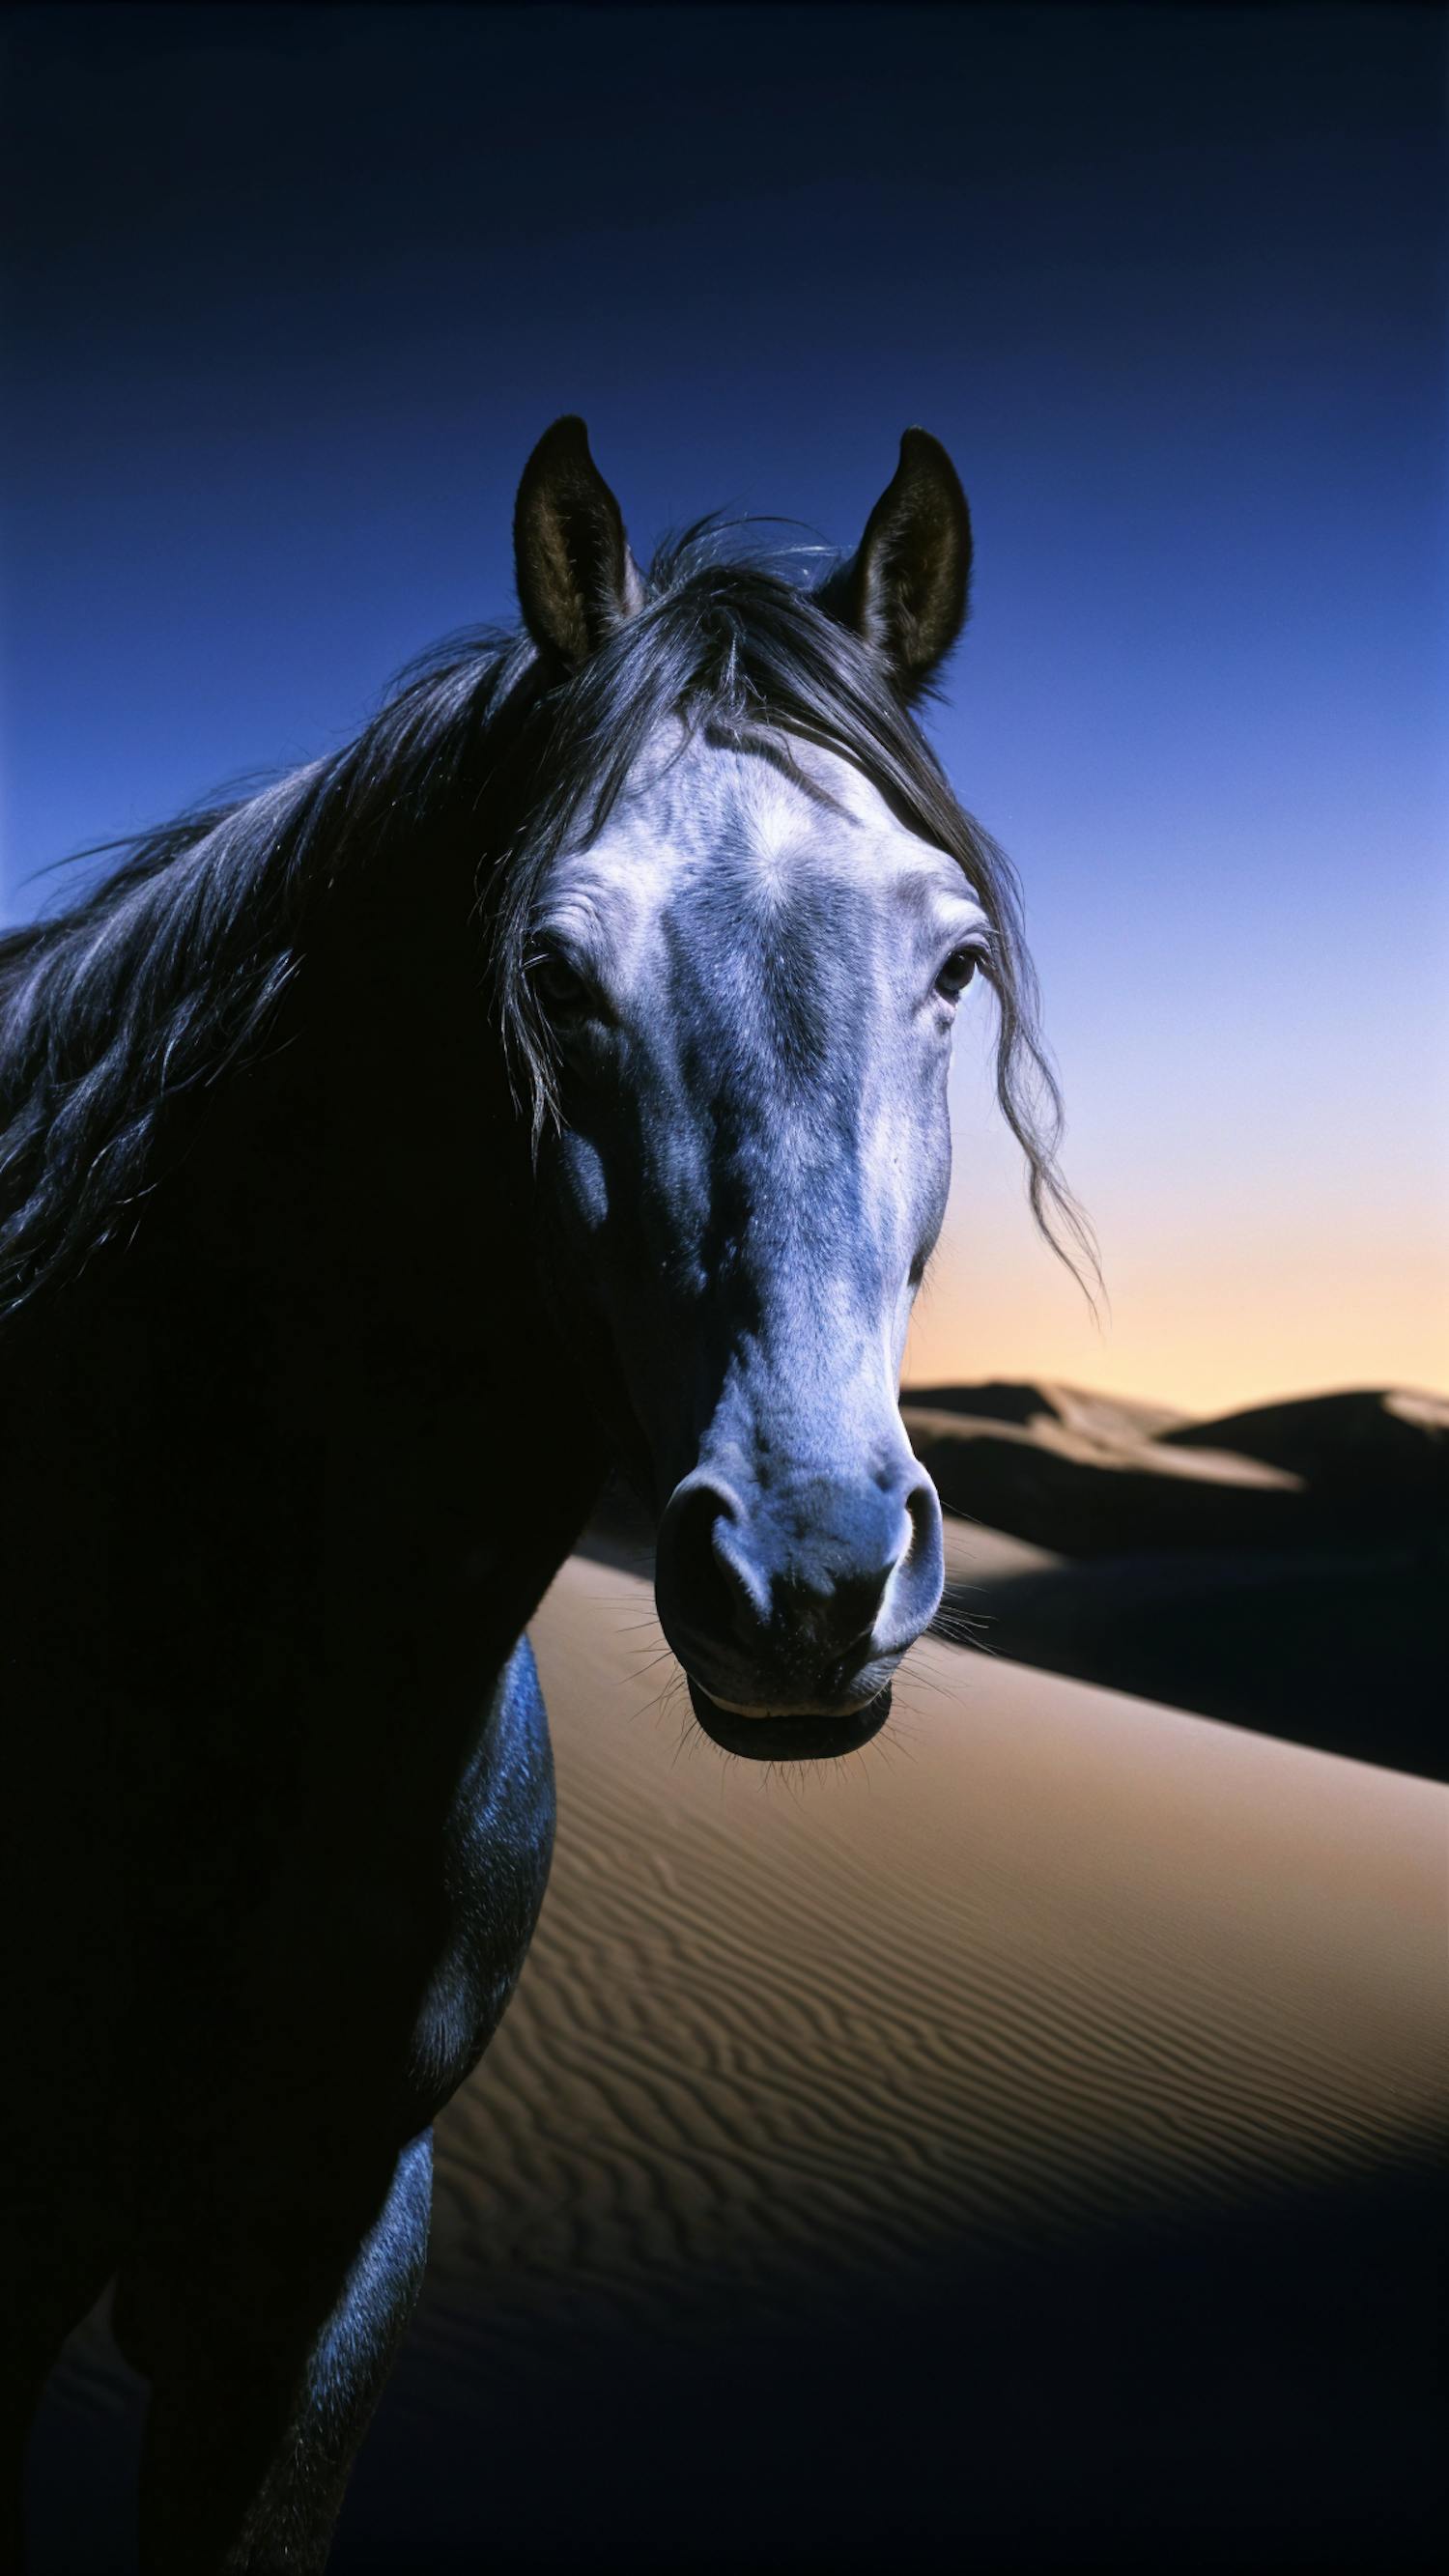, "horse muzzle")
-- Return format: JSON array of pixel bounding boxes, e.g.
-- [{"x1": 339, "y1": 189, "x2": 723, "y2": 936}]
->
[
  {"x1": 683, "y1": 1673, "x2": 895, "y2": 1762},
  {"x1": 655, "y1": 1458, "x2": 943, "y2": 1763}
]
